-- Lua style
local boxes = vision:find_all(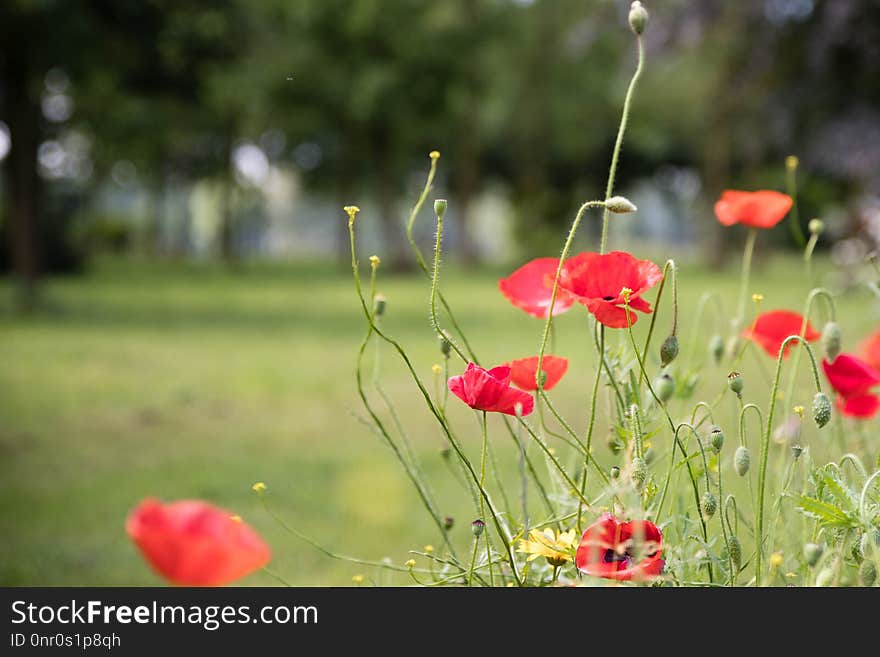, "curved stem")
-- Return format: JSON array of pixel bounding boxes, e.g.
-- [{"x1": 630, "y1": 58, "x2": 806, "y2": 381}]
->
[
  {"x1": 735, "y1": 228, "x2": 758, "y2": 329},
  {"x1": 599, "y1": 34, "x2": 645, "y2": 254},
  {"x1": 755, "y1": 335, "x2": 824, "y2": 586},
  {"x1": 639, "y1": 259, "x2": 678, "y2": 369},
  {"x1": 782, "y1": 288, "x2": 837, "y2": 412}
]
